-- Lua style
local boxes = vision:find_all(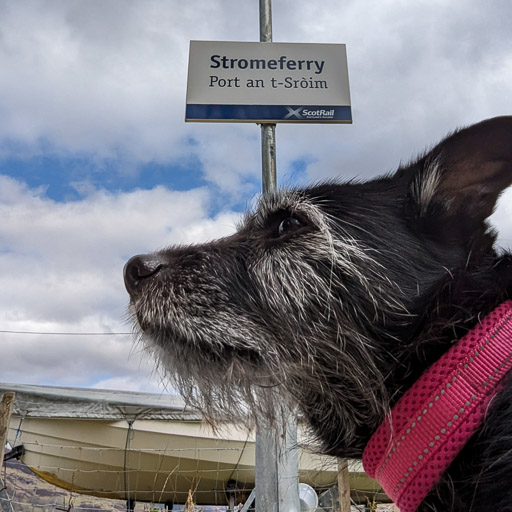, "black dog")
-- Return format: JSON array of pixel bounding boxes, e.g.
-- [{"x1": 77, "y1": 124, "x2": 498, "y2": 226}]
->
[{"x1": 125, "y1": 117, "x2": 512, "y2": 511}]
